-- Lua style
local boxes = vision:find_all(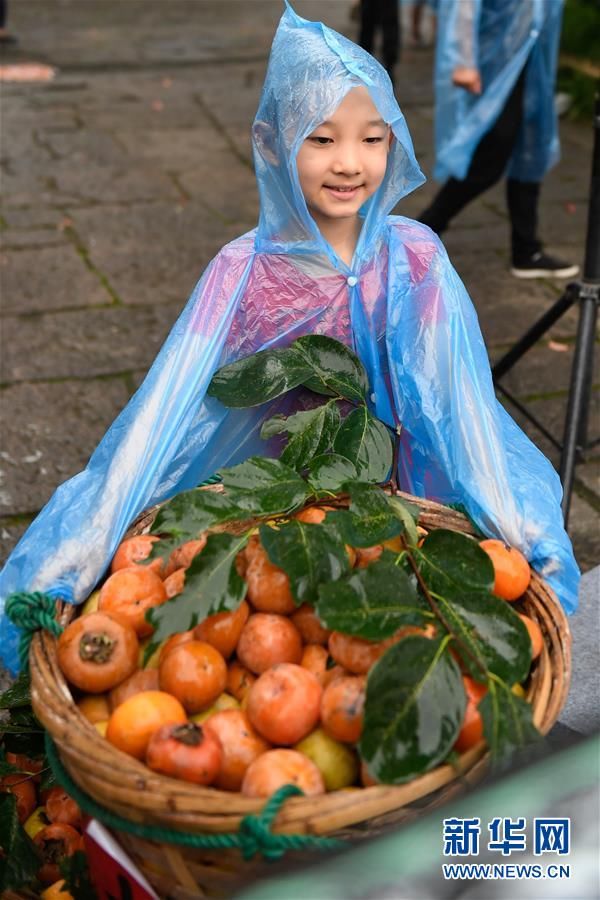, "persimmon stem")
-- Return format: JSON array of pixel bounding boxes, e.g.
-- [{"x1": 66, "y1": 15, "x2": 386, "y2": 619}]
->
[{"x1": 399, "y1": 535, "x2": 488, "y2": 679}]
